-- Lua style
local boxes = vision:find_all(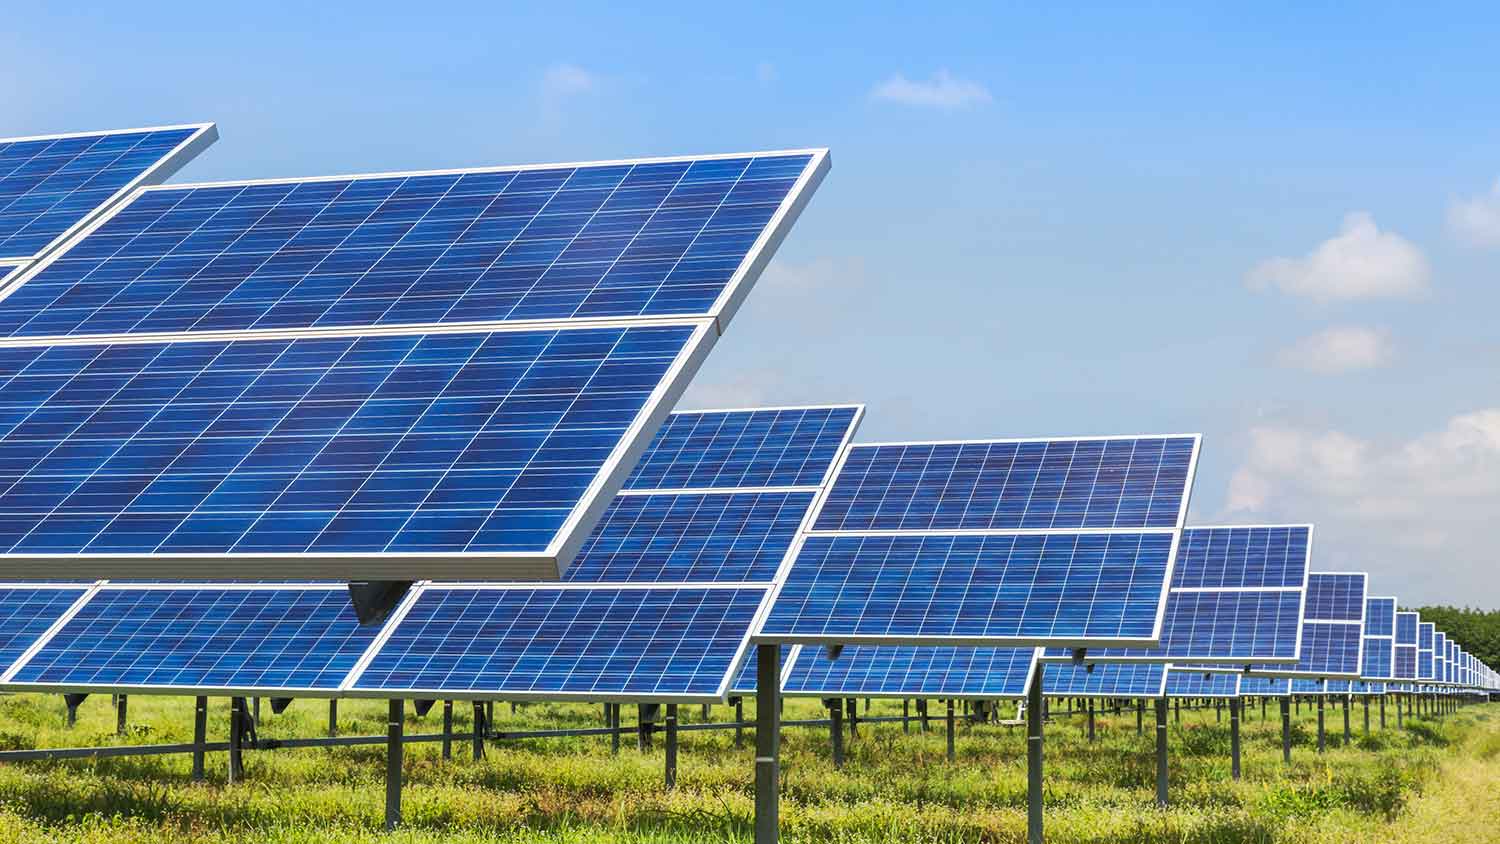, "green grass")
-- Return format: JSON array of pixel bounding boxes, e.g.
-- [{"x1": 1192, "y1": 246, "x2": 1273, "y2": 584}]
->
[{"x1": 0, "y1": 693, "x2": 1496, "y2": 843}]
